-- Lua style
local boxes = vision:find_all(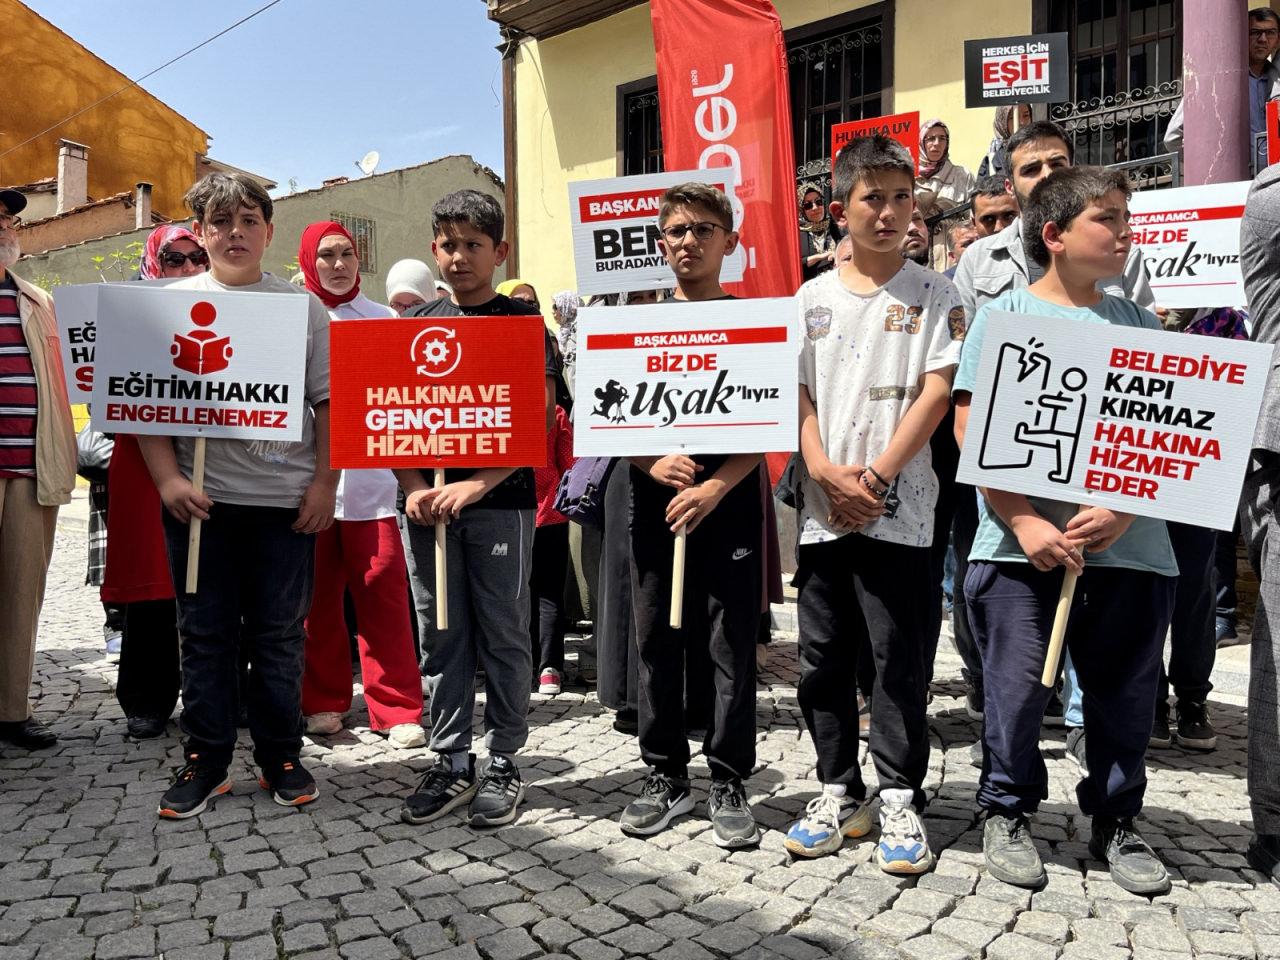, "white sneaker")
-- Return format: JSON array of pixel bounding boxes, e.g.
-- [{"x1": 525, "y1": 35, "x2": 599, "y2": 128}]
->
[
  {"x1": 875, "y1": 788, "x2": 935, "y2": 875},
  {"x1": 386, "y1": 723, "x2": 427, "y2": 749},
  {"x1": 304, "y1": 712, "x2": 343, "y2": 735},
  {"x1": 784, "y1": 793, "x2": 873, "y2": 858},
  {"x1": 538, "y1": 668, "x2": 562, "y2": 696}
]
